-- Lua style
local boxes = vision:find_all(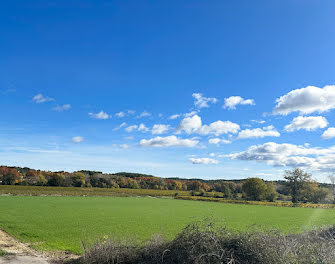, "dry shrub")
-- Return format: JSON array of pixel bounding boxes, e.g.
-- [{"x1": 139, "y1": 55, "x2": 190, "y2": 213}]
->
[{"x1": 73, "y1": 221, "x2": 335, "y2": 264}]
